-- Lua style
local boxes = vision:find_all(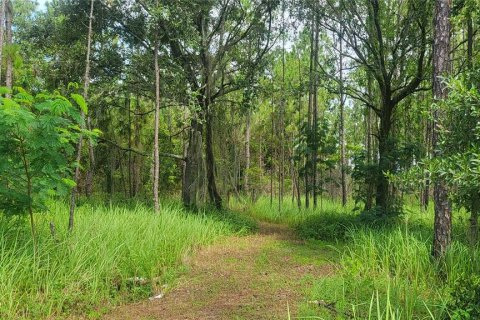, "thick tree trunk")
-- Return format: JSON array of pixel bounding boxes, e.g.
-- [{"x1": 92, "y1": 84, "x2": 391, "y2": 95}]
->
[
  {"x1": 375, "y1": 106, "x2": 393, "y2": 215},
  {"x1": 205, "y1": 109, "x2": 222, "y2": 209},
  {"x1": 182, "y1": 119, "x2": 203, "y2": 210},
  {"x1": 432, "y1": 0, "x2": 452, "y2": 258}
]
